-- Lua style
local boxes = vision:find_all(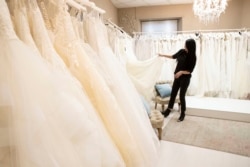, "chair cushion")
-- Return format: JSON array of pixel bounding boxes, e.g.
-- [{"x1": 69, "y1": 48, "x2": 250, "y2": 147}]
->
[
  {"x1": 155, "y1": 83, "x2": 172, "y2": 98},
  {"x1": 150, "y1": 110, "x2": 164, "y2": 128}
]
